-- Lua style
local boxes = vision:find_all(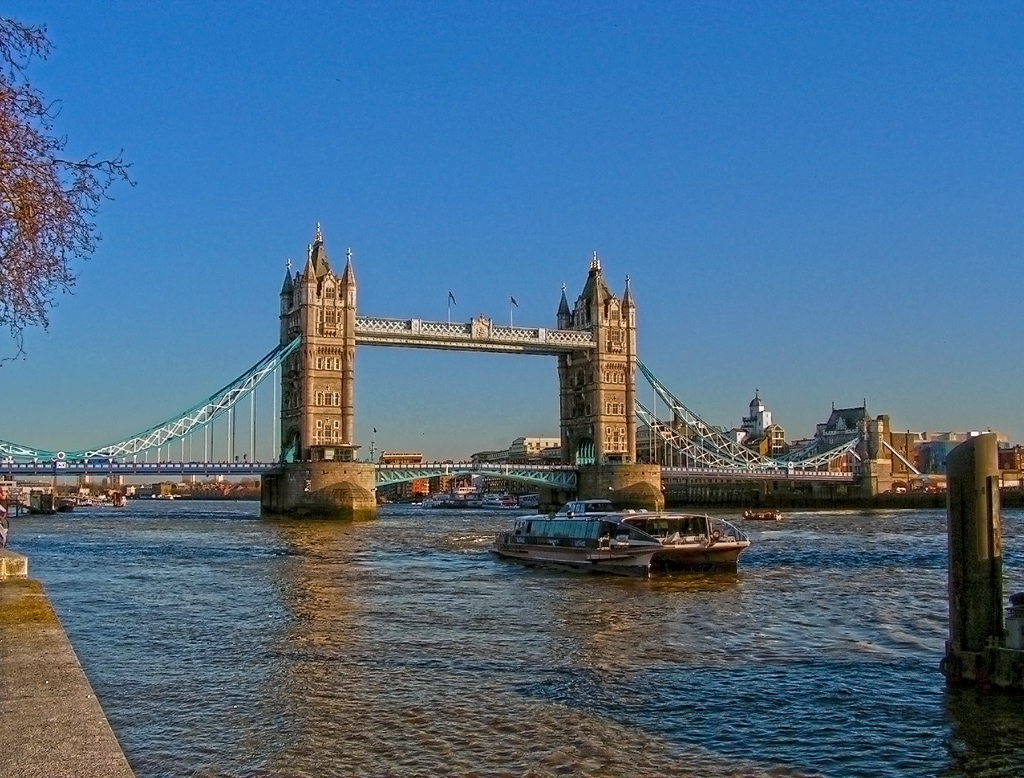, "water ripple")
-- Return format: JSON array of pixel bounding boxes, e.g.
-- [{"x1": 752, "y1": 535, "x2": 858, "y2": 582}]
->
[{"x1": 8, "y1": 502, "x2": 1024, "y2": 777}]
